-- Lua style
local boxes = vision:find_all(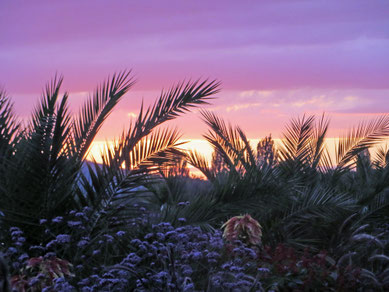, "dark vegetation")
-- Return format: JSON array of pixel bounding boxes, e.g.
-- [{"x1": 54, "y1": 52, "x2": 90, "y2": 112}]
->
[{"x1": 0, "y1": 71, "x2": 388, "y2": 291}]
